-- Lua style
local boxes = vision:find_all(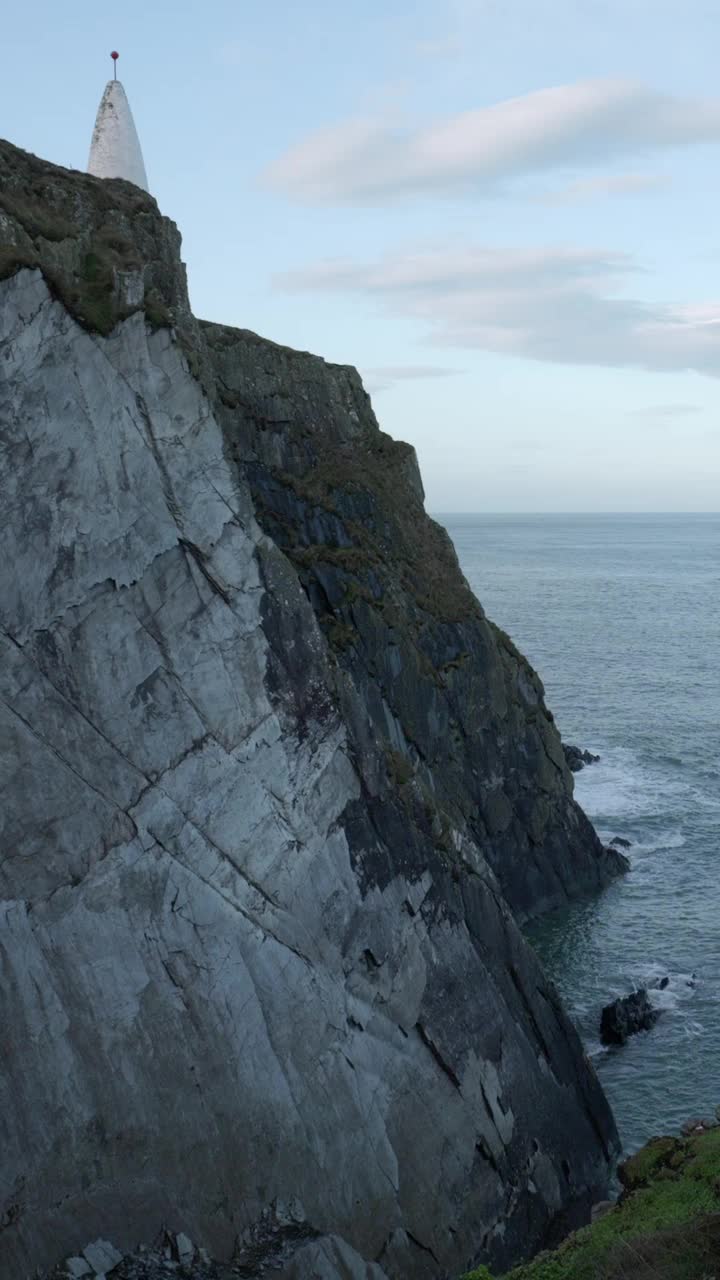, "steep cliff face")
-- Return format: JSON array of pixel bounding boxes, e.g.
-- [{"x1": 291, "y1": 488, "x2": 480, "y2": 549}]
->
[
  {"x1": 0, "y1": 139, "x2": 622, "y2": 1280},
  {"x1": 202, "y1": 324, "x2": 625, "y2": 923}
]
